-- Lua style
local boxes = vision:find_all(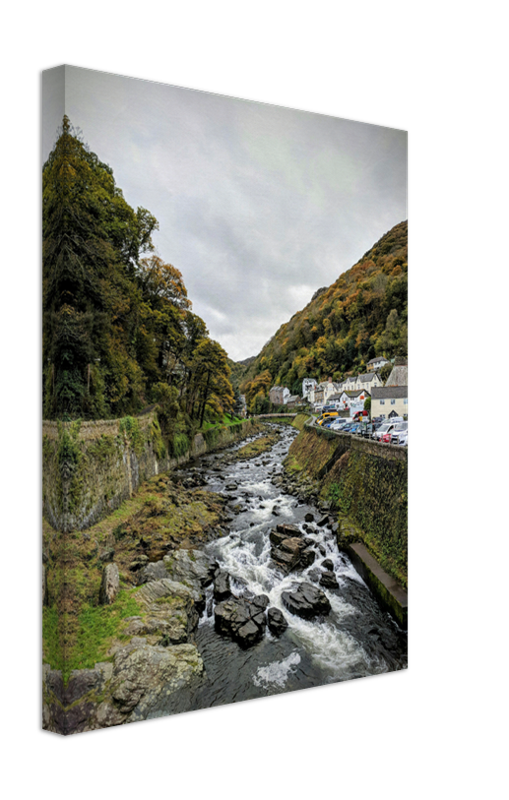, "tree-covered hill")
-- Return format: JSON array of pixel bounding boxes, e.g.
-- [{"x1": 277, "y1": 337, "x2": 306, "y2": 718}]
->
[
  {"x1": 43, "y1": 117, "x2": 233, "y2": 426},
  {"x1": 240, "y1": 221, "x2": 407, "y2": 411}
]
